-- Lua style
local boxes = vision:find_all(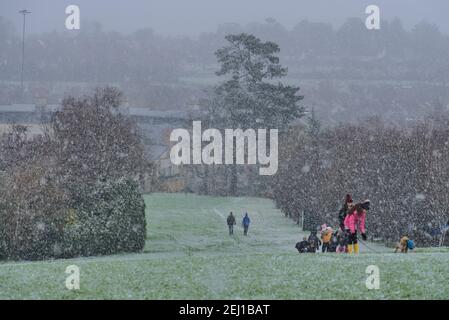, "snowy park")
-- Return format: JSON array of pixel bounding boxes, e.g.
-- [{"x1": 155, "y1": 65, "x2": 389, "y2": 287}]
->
[
  {"x1": 1, "y1": 193, "x2": 448, "y2": 299},
  {"x1": 1, "y1": 0, "x2": 449, "y2": 303}
]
